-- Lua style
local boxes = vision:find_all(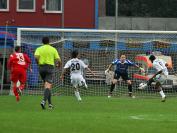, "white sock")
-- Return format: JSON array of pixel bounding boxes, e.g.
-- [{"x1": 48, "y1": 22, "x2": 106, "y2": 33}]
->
[
  {"x1": 85, "y1": 83, "x2": 88, "y2": 88},
  {"x1": 74, "y1": 91, "x2": 82, "y2": 101},
  {"x1": 159, "y1": 90, "x2": 165, "y2": 98}
]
